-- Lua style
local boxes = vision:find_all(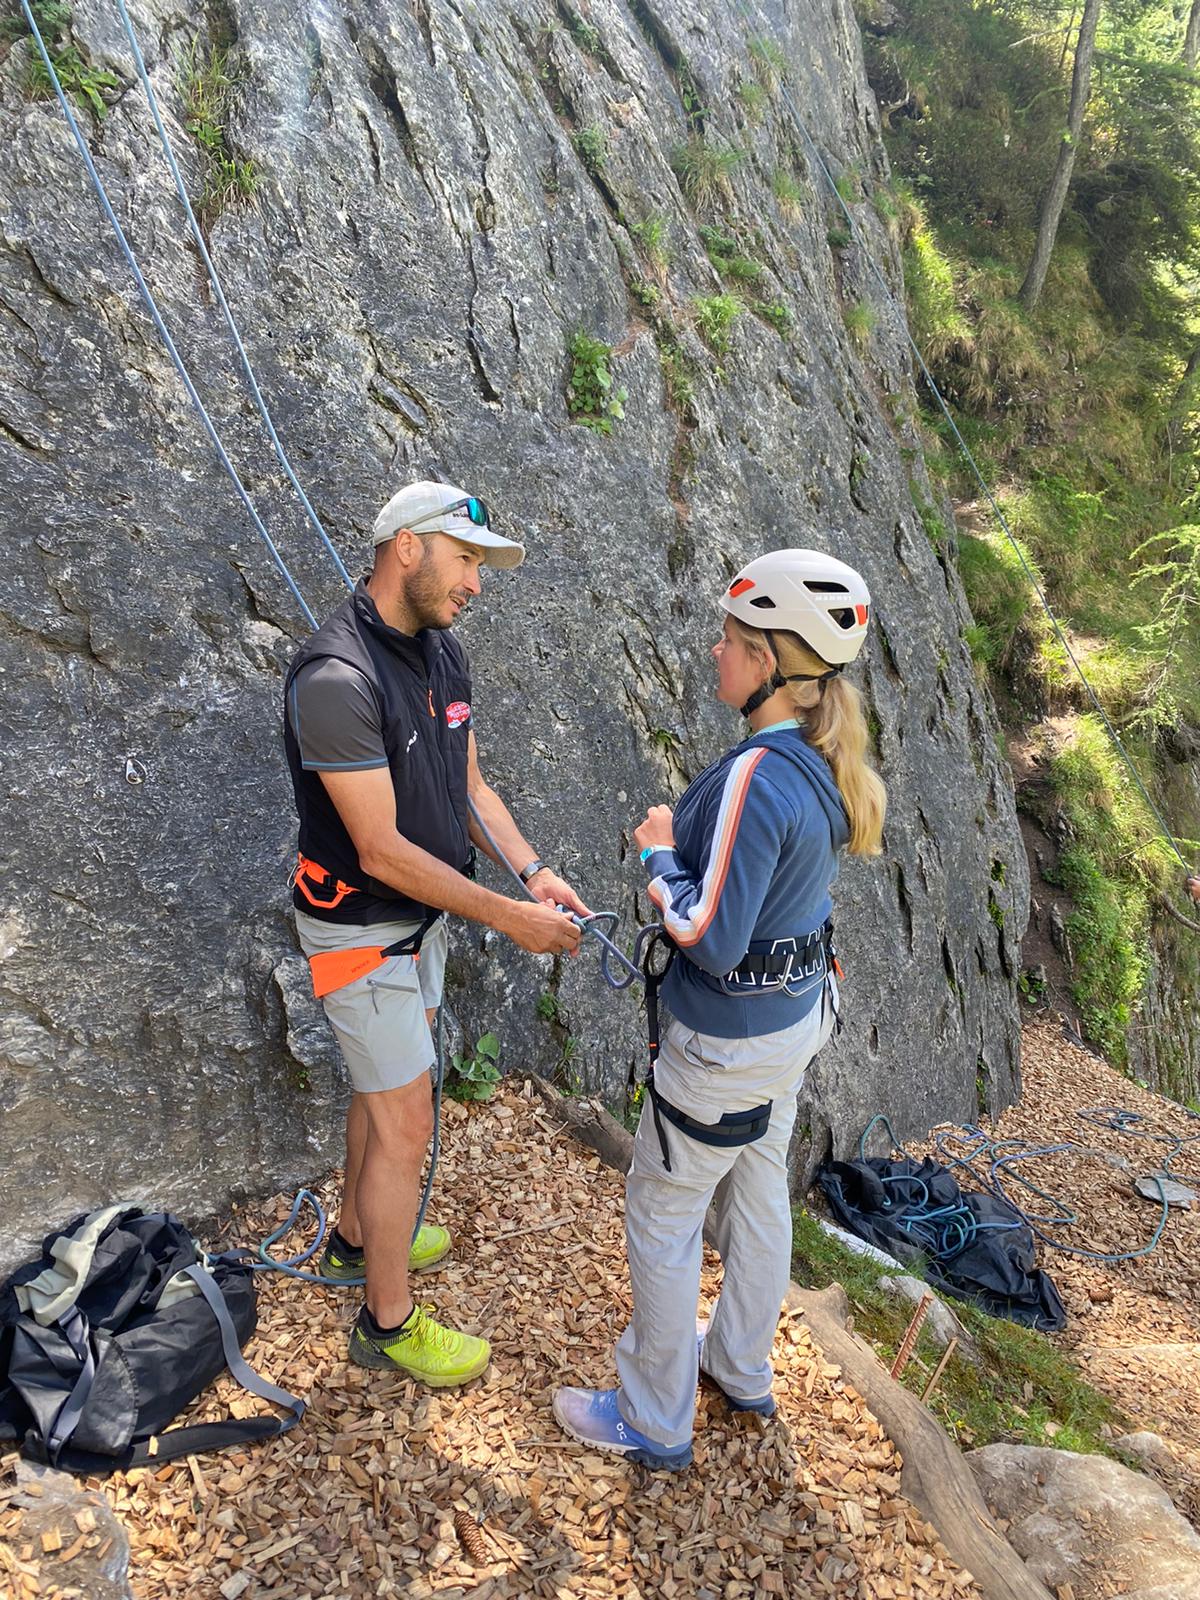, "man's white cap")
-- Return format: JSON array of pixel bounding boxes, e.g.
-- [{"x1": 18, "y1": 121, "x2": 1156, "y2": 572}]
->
[{"x1": 371, "y1": 479, "x2": 525, "y2": 568}]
